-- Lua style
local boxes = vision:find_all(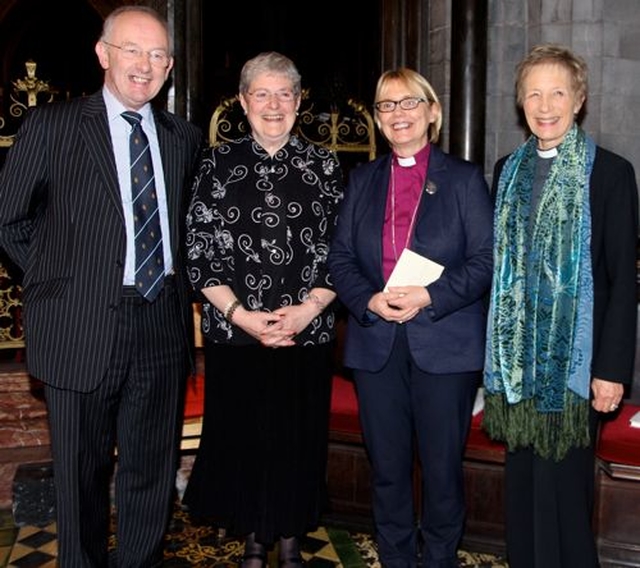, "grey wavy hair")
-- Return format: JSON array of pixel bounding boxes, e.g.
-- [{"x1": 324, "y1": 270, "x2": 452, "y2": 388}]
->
[{"x1": 239, "y1": 52, "x2": 302, "y2": 96}]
